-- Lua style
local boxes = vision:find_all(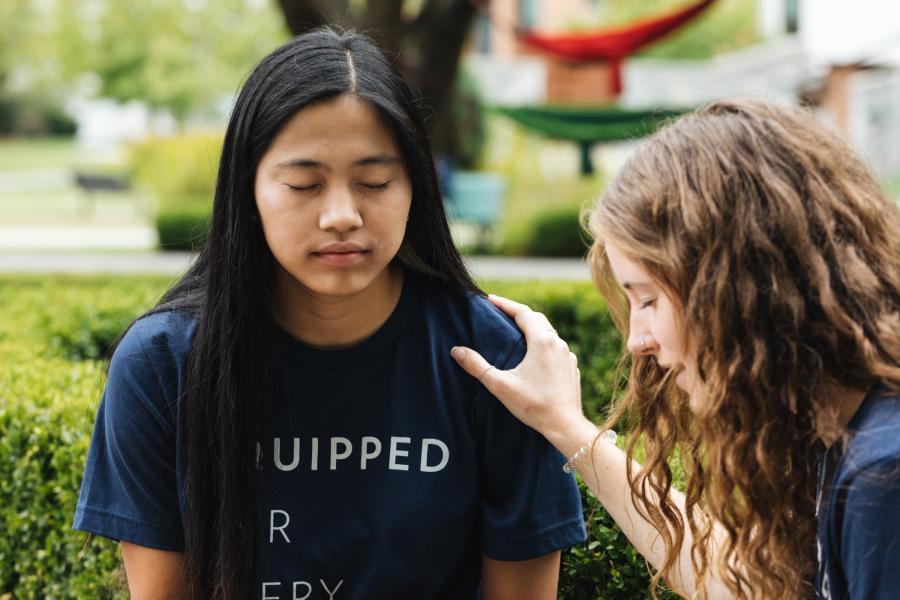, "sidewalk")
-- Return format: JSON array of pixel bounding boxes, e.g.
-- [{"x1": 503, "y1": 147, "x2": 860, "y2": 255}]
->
[{"x1": 0, "y1": 252, "x2": 591, "y2": 280}]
